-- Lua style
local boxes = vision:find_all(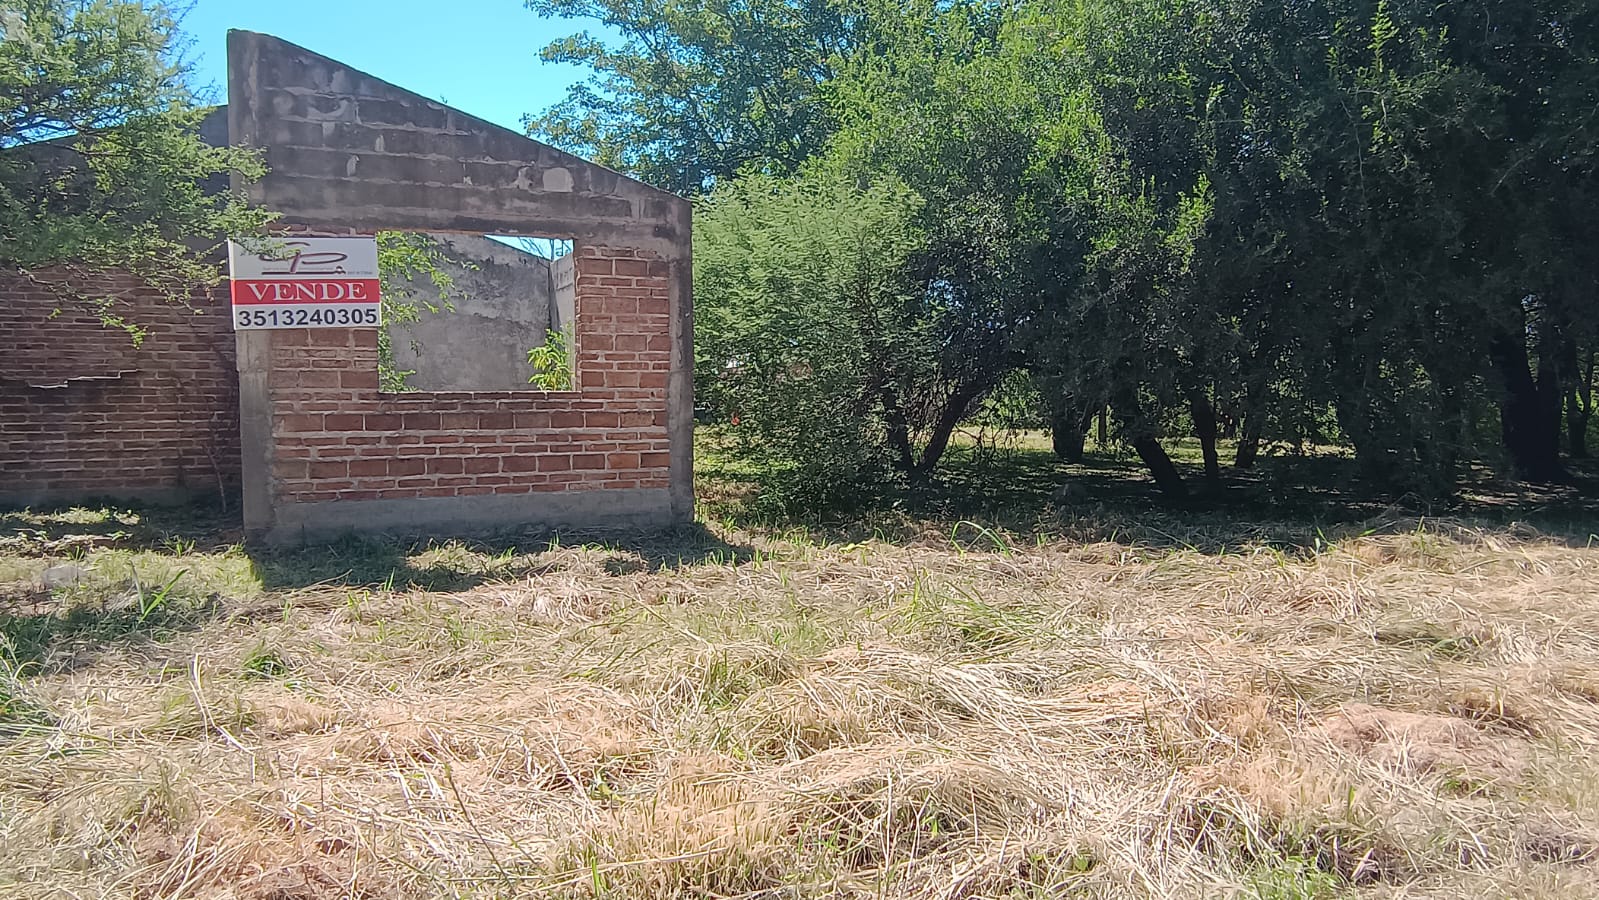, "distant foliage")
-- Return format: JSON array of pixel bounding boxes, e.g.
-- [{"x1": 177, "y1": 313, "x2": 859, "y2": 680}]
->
[{"x1": 524, "y1": 0, "x2": 862, "y2": 193}]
